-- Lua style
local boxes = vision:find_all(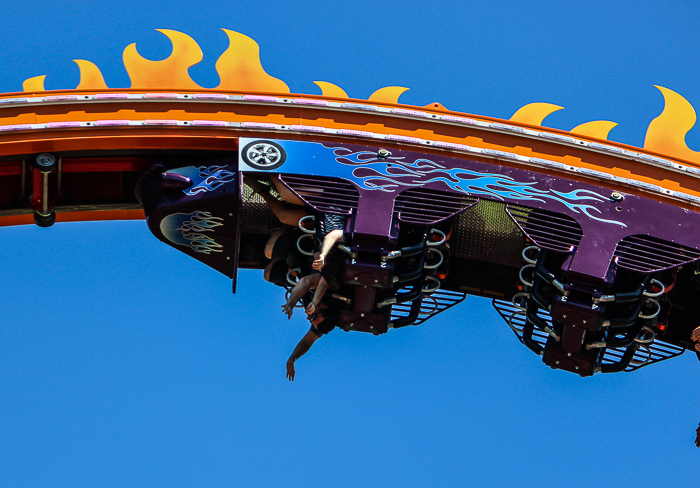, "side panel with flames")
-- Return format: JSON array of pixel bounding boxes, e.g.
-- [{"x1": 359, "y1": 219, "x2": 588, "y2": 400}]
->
[{"x1": 142, "y1": 156, "x2": 239, "y2": 277}]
